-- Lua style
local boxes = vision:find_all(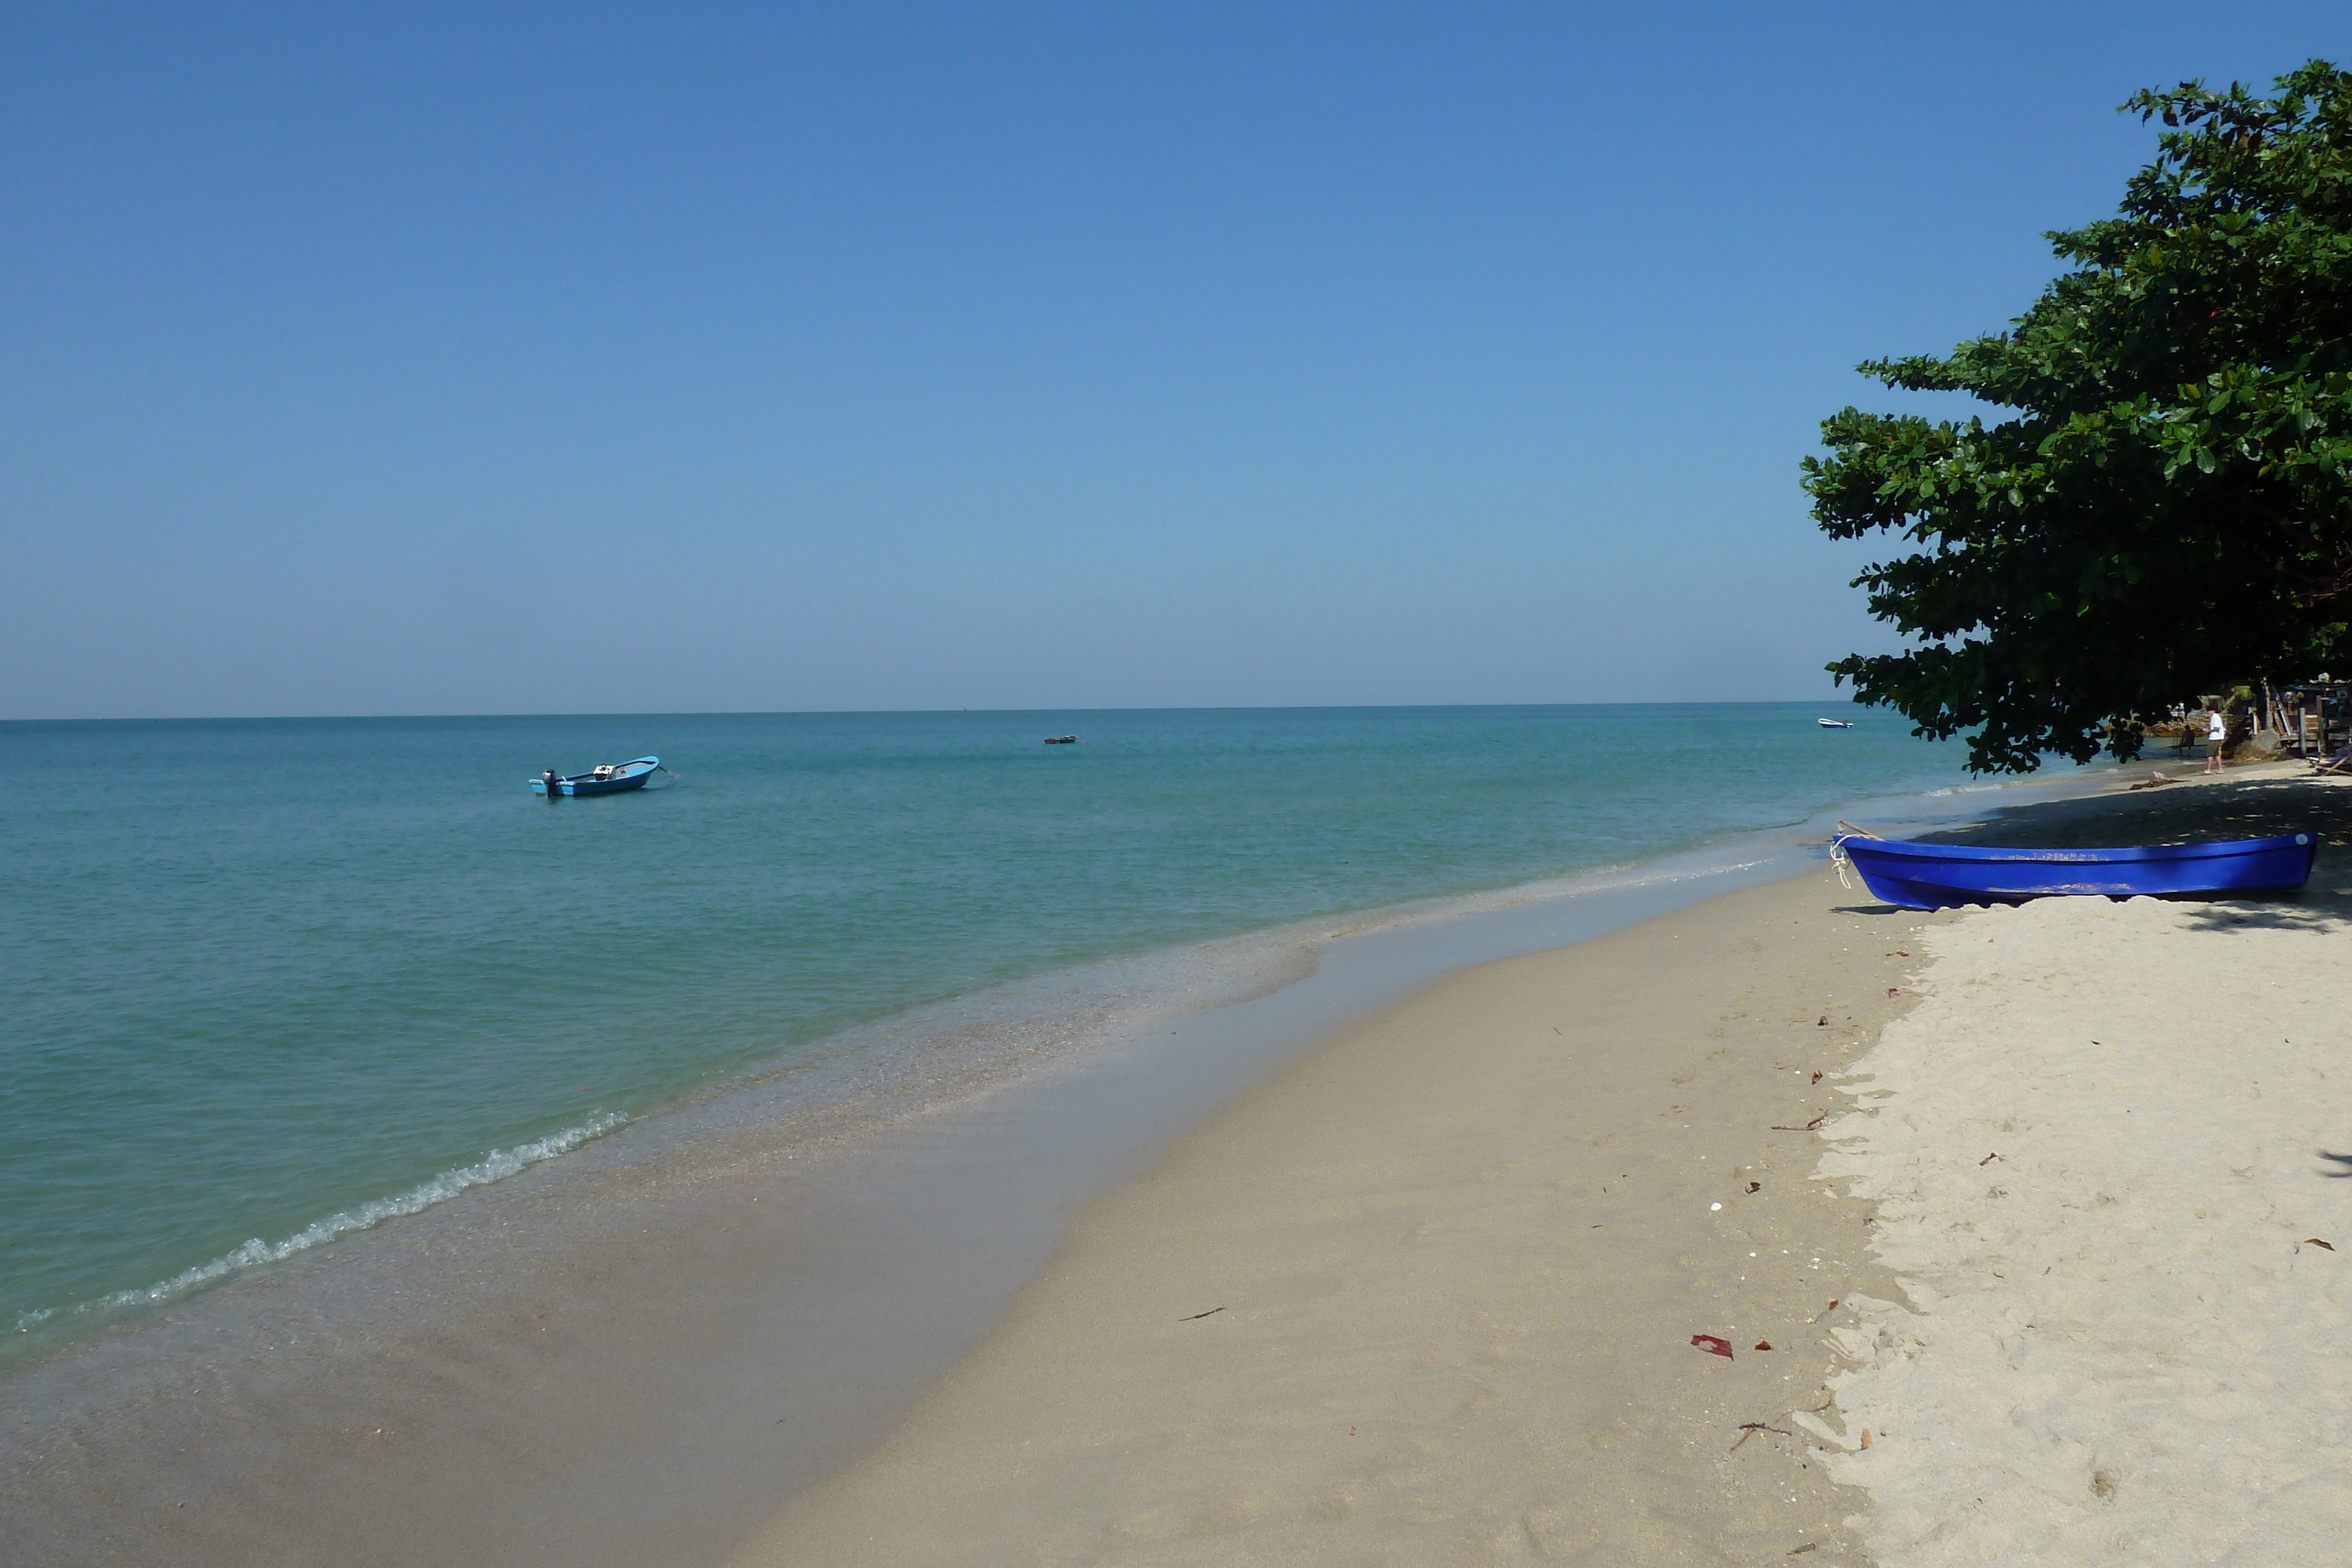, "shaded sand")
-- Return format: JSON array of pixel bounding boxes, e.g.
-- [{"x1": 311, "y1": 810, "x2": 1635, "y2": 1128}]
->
[
  {"x1": 1810, "y1": 767, "x2": 2352, "y2": 1564},
  {"x1": 730, "y1": 867, "x2": 1936, "y2": 1566},
  {"x1": 1925, "y1": 757, "x2": 2352, "y2": 852}
]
